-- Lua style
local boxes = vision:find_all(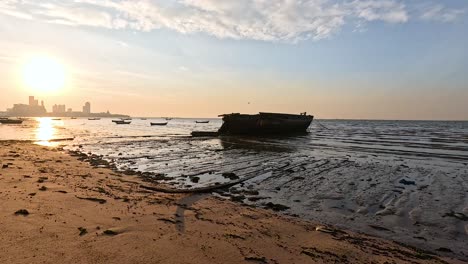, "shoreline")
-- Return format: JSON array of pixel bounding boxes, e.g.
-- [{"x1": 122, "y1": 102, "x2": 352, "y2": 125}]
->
[{"x1": 0, "y1": 141, "x2": 464, "y2": 264}]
